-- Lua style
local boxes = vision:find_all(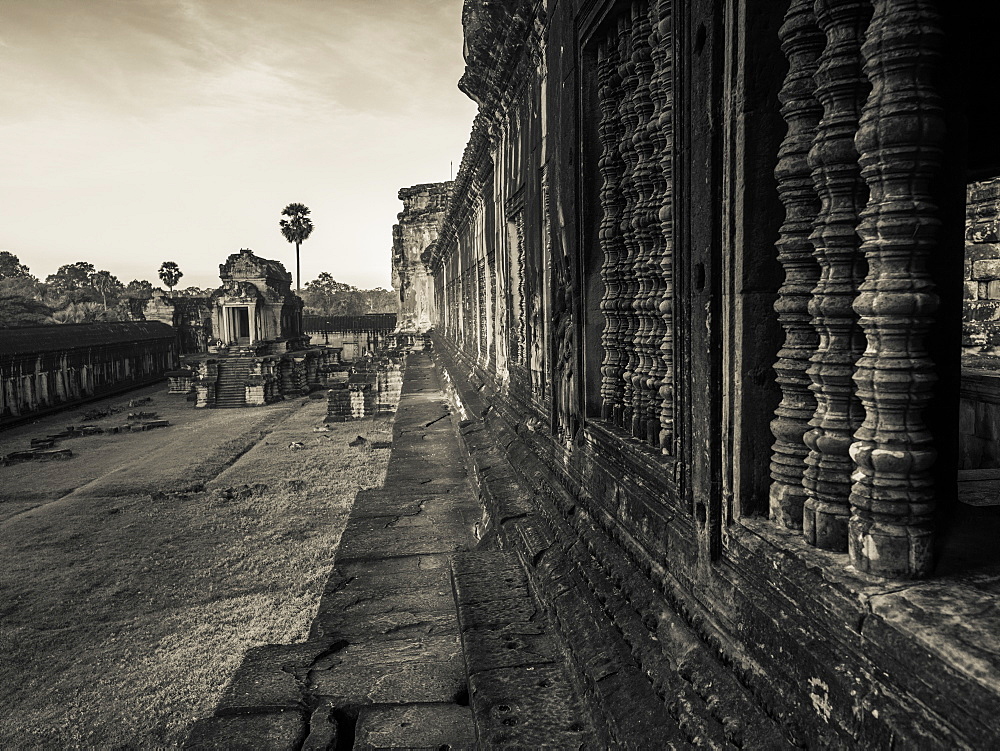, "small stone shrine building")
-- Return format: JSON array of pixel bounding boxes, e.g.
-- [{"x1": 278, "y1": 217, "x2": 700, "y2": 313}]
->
[
  {"x1": 179, "y1": 249, "x2": 337, "y2": 408},
  {"x1": 210, "y1": 248, "x2": 306, "y2": 349}
]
